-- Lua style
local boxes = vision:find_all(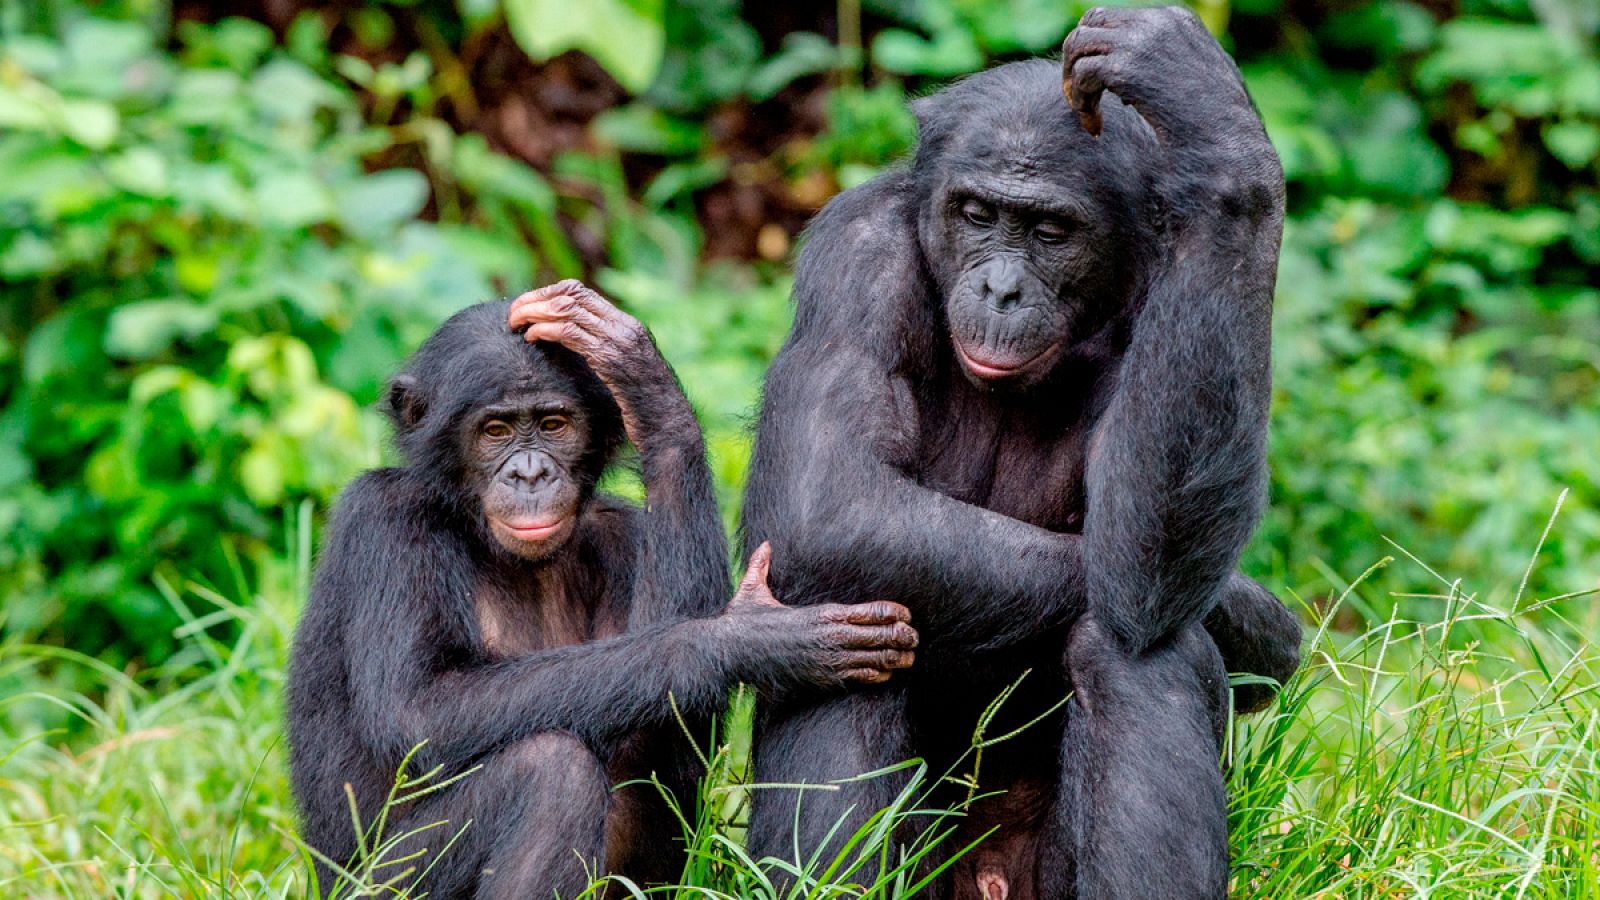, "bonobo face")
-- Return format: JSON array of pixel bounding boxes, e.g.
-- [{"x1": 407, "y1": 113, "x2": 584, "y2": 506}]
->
[
  {"x1": 913, "y1": 60, "x2": 1149, "y2": 392},
  {"x1": 937, "y1": 177, "x2": 1107, "y2": 388},
  {"x1": 387, "y1": 301, "x2": 622, "y2": 563},
  {"x1": 466, "y1": 390, "x2": 592, "y2": 560}
]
